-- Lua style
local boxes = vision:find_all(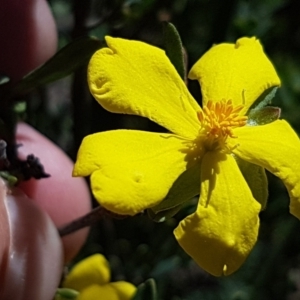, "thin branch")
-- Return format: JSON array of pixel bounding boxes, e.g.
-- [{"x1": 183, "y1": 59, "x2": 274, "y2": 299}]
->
[{"x1": 58, "y1": 206, "x2": 129, "y2": 237}]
